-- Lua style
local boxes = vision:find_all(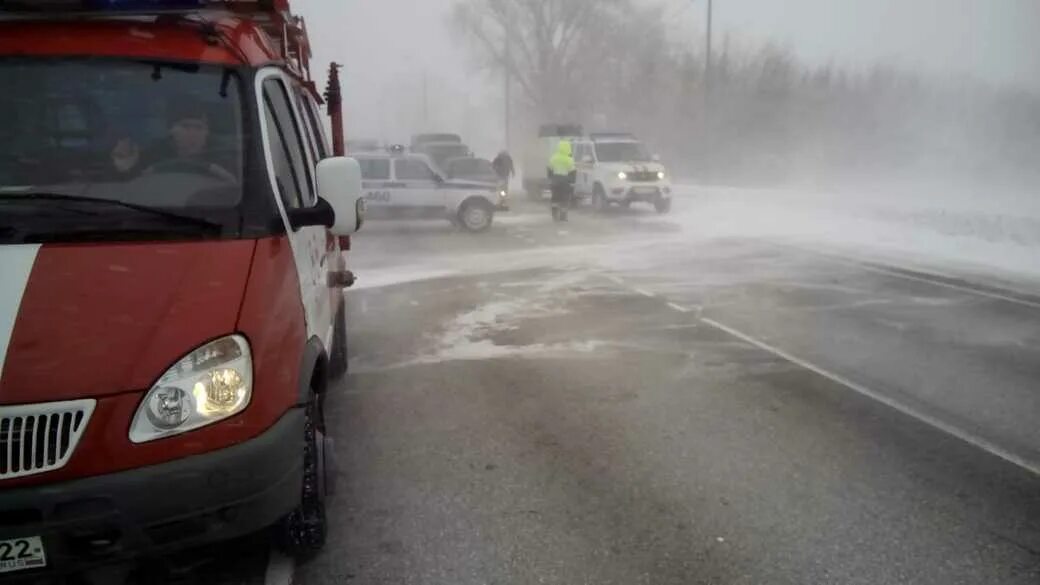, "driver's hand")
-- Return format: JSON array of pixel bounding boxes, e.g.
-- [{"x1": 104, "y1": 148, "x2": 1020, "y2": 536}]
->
[{"x1": 111, "y1": 138, "x2": 140, "y2": 173}]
